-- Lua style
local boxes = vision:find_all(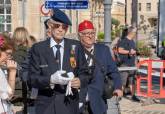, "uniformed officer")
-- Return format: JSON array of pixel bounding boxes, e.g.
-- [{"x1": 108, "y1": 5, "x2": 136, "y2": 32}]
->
[
  {"x1": 78, "y1": 20, "x2": 123, "y2": 114},
  {"x1": 28, "y1": 9, "x2": 86, "y2": 114}
]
